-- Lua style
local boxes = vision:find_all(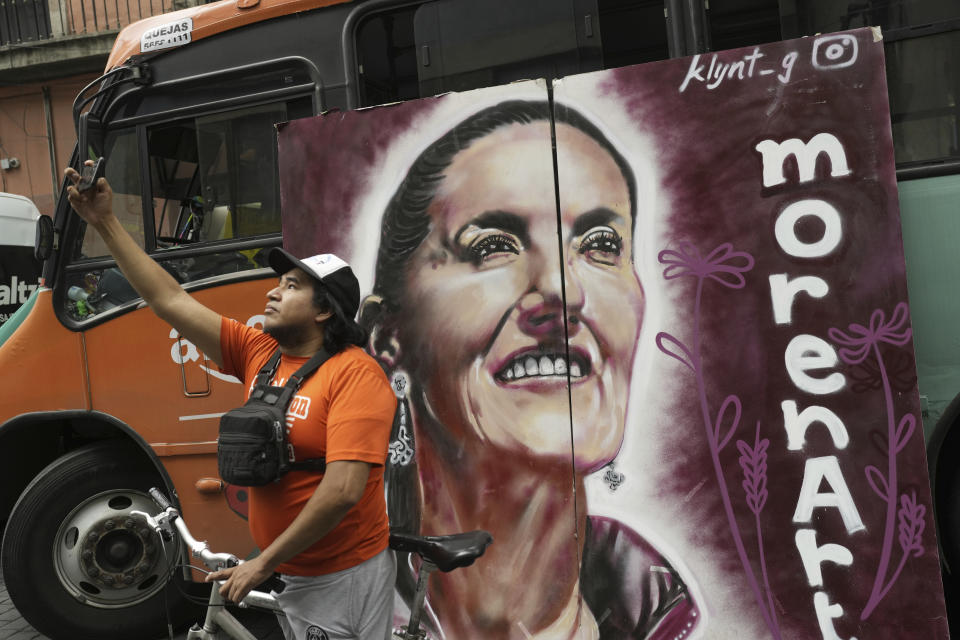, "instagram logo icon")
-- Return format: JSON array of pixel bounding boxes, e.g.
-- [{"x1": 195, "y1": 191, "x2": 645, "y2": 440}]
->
[{"x1": 812, "y1": 34, "x2": 858, "y2": 70}]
